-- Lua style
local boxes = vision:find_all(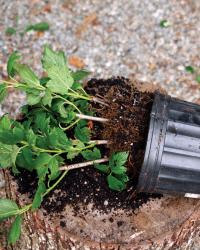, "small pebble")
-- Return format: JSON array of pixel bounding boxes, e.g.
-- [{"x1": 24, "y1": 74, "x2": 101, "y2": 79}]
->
[{"x1": 104, "y1": 200, "x2": 109, "y2": 206}]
